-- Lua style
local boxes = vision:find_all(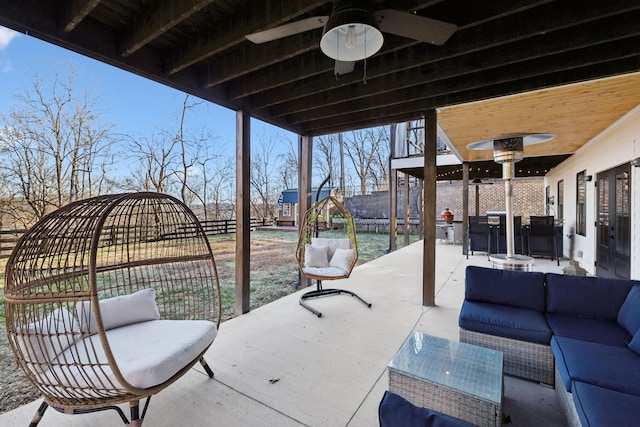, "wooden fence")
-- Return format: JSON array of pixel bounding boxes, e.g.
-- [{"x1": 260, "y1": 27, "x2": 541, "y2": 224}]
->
[{"x1": 0, "y1": 218, "x2": 274, "y2": 259}]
